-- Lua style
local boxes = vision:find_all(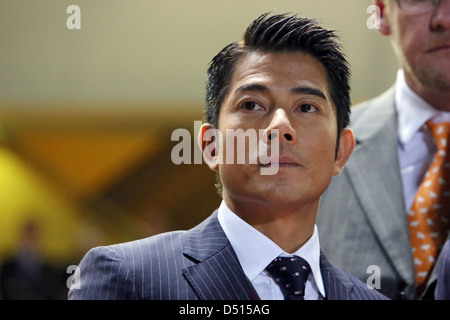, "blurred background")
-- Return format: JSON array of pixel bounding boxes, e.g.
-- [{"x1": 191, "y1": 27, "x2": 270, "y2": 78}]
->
[{"x1": 0, "y1": 0, "x2": 397, "y2": 299}]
